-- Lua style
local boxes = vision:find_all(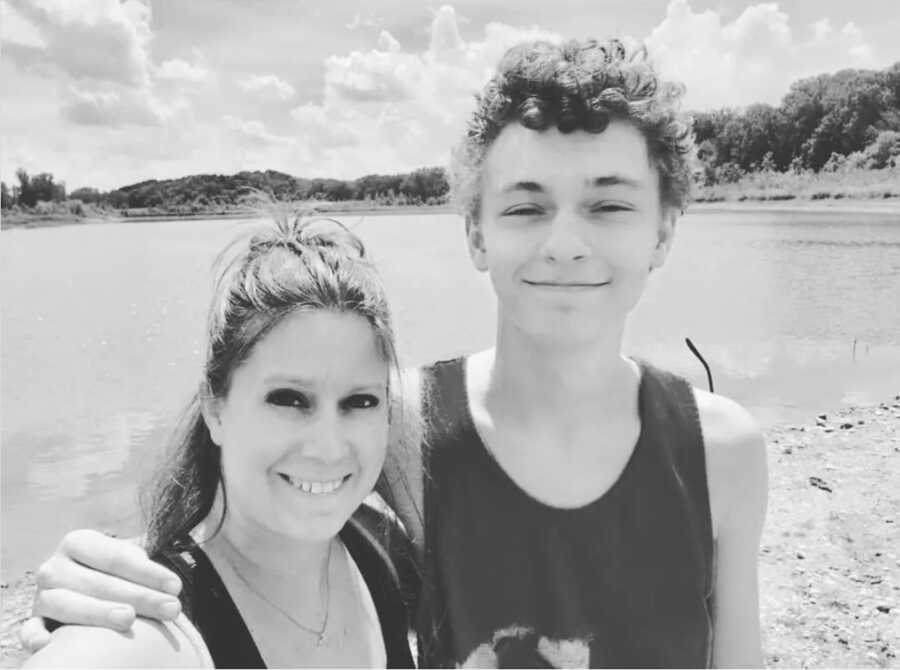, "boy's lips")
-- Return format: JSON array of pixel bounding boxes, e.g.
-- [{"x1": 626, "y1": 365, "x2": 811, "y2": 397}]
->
[{"x1": 523, "y1": 280, "x2": 611, "y2": 288}]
